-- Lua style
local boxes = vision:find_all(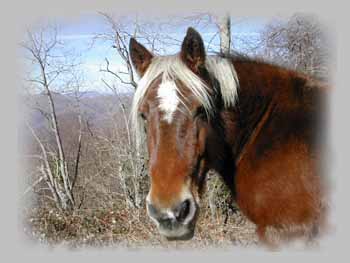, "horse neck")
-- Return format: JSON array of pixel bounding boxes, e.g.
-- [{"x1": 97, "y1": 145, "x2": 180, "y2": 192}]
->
[
  {"x1": 204, "y1": 60, "x2": 294, "y2": 175},
  {"x1": 229, "y1": 60, "x2": 296, "y2": 155}
]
